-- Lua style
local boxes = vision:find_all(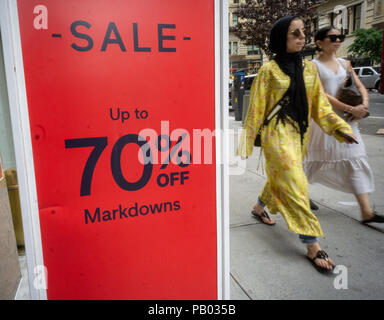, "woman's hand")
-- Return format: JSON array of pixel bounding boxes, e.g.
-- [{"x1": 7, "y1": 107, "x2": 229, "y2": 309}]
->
[
  {"x1": 342, "y1": 133, "x2": 358, "y2": 144},
  {"x1": 348, "y1": 104, "x2": 369, "y2": 120},
  {"x1": 336, "y1": 129, "x2": 358, "y2": 144},
  {"x1": 241, "y1": 156, "x2": 248, "y2": 160}
]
